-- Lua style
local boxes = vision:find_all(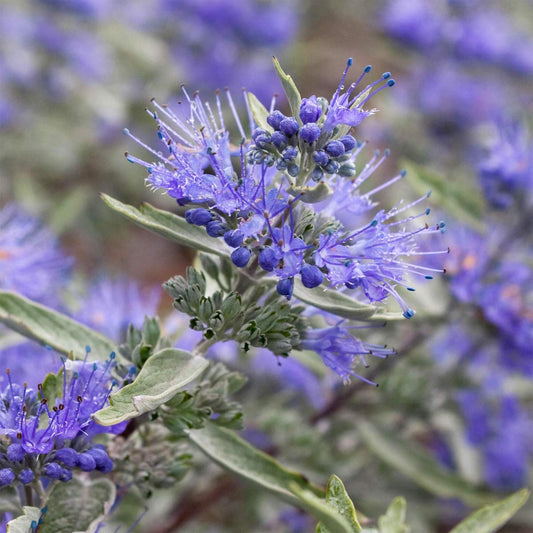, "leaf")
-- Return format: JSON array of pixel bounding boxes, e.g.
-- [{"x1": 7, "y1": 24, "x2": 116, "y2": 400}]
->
[
  {"x1": 290, "y1": 484, "x2": 359, "y2": 533},
  {"x1": 1, "y1": 486, "x2": 23, "y2": 515},
  {"x1": 378, "y1": 497, "x2": 409, "y2": 533},
  {"x1": 449, "y1": 489, "x2": 530, "y2": 533},
  {"x1": 6, "y1": 506, "x2": 41, "y2": 533},
  {"x1": 402, "y1": 160, "x2": 485, "y2": 232},
  {"x1": 247, "y1": 92, "x2": 272, "y2": 132},
  {"x1": 272, "y1": 57, "x2": 302, "y2": 121},
  {"x1": 187, "y1": 422, "x2": 324, "y2": 507},
  {"x1": 316, "y1": 475, "x2": 361, "y2": 533},
  {"x1": 93, "y1": 348, "x2": 209, "y2": 425},
  {"x1": 0, "y1": 291, "x2": 117, "y2": 361},
  {"x1": 357, "y1": 420, "x2": 495, "y2": 507},
  {"x1": 101, "y1": 194, "x2": 228, "y2": 256},
  {"x1": 39, "y1": 478, "x2": 115, "y2": 533},
  {"x1": 293, "y1": 280, "x2": 404, "y2": 322}
]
